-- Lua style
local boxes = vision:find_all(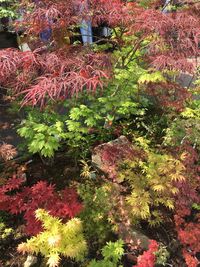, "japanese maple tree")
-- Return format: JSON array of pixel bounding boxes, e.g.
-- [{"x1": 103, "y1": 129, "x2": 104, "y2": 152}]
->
[
  {"x1": 0, "y1": 175, "x2": 82, "y2": 235},
  {"x1": 0, "y1": 0, "x2": 199, "y2": 107}
]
